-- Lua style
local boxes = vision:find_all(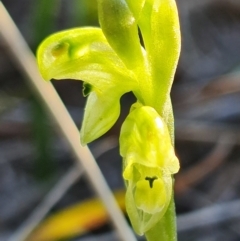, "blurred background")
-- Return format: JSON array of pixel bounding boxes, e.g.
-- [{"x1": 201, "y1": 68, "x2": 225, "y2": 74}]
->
[{"x1": 1, "y1": 0, "x2": 240, "y2": 240}]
